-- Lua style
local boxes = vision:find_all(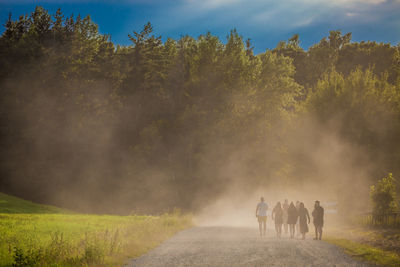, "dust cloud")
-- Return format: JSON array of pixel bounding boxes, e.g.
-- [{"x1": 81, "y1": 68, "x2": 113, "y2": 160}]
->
[
  {"x1": 0, "y1": 13, "x2": 385, "y2": 218},
  {"x1": 0, "y1": 71, "x2": 375, "y2": 217},
  {"x1": 194, "y1": 115, "x2": 374, "y2": 227}
]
